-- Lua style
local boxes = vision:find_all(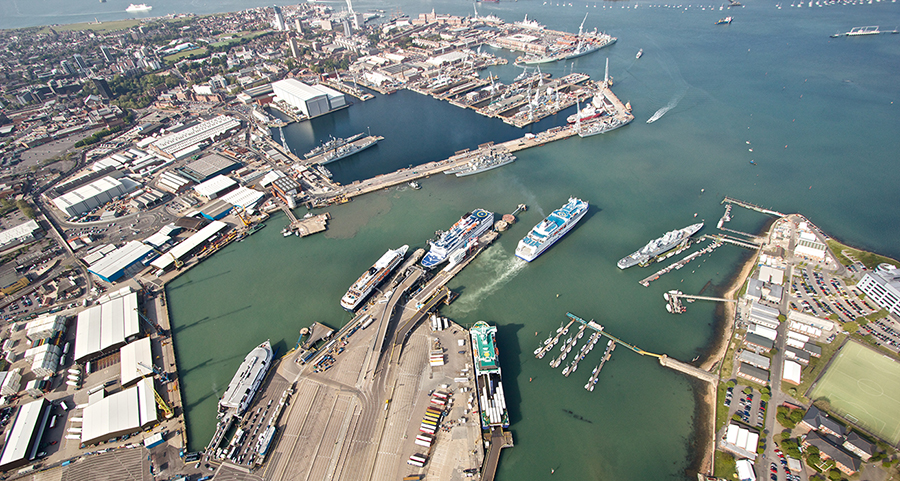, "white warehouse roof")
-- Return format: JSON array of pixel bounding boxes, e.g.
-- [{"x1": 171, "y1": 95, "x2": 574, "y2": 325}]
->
[
  {"x1": 150, "y1": 115, "x2": 241, "y2": 158},
  {"x1": 0, "y1": 219, "x2": 41, "y2": 248},
  {"x1": 74, "y1": 290, "x2": 141, "y2": 363},
  {"x1": 86, "y1": 240, "x2": 154, "y2": 282},
  {"x1": 150, "y1": 221, "x2": 227, "y2": 270},
  {"x1": 220, "y1": 186, "x2": 264, "y2": 210},
  {"x1": 782, "y1": 360, "x2": 802, "y2": 384},
  {"x1": 0, "y1": 399, "x2": 50, "y2": 471},
  {"x1": 52, "y1": 176, "x2": 140, "y2": 217},
  {"x1": 81, "y1": 378, "x2": 157, "y2": 446},
  {"x1": 120, "y1": 337, "x2": 153, "y2": 387},
  {"x1": 194, "y1": 175, "x2": 237, "y2": 199}
]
